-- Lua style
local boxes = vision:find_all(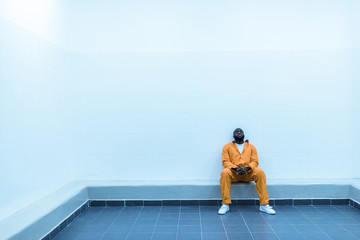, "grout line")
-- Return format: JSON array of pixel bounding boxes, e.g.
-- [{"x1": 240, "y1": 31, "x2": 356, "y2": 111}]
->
[
  {"x1": 198, "y1": 205, "x2": 203, "y2": 240},
  {"x1": 305, "y1": 211, "x2": 333, "y2": 240},
  {"x1": 264, "y1": 214, "x2": 281, "y2": 240},
  {"x1": 288, "y1": 207, "x2": 308, "y2": 239},
  {"x1": 219, "y1": 211, "x2": 229, "y2": 240},
  {"x1": 124, "y1": 205, "x2": 144, "y2": 240},
  {"x1": 73, "y1": 206, "x2": 105, "y2": 240},
  {"x1": 176, "y1": 204, "x2": 181, "y2": 240},
  {"x1": 150, "y1": 205, "x2": 162, "y2": 240},
  {"x1": 88, "y1": 207, "x2": 106, "y2": 225},
  {"x1": 99, "y1": 205, "x2": 125, "y2": 240},
  {"x1": 238, "y1": 205, "x2": 255, "y2": 240}
]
